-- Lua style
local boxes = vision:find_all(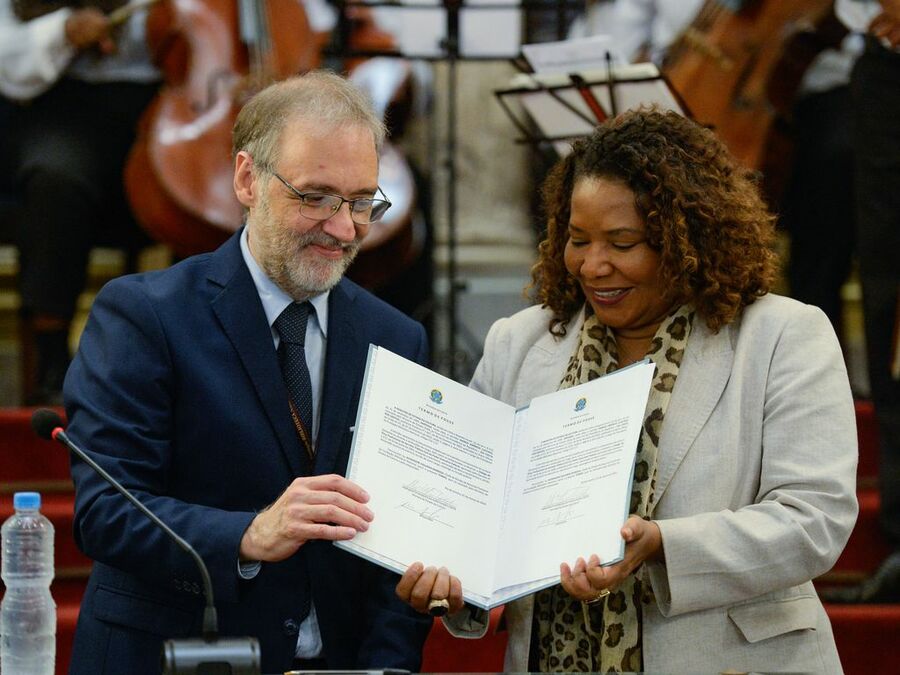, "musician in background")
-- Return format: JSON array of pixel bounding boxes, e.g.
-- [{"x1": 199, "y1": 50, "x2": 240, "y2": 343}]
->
[
  {"x1": 568, "y1": 0, "x2": 704, "y2": 65},
  {"x1": 0, "y1": 0, "x2": 160, "y2": 405},
  {"x1": 823, "y1": 0, "x2": 900, "y2": 604},
  {"x1": 779, "y1": 20, "x2": 861, "y2": 334},
  {"x1": 0, "y1": 0, "x2": 344, "y2": 405}
]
